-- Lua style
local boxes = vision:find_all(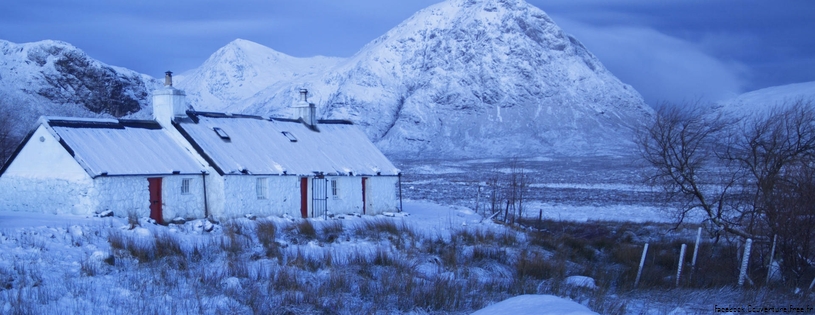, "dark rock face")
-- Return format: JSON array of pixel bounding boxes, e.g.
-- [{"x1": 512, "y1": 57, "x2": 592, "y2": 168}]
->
[
  {"x1": 0, "y1": 39, "x2": 157, "y2": 127},
  {"x1": 36, "y1": 50, "x2": 147, "y2": 117}
]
